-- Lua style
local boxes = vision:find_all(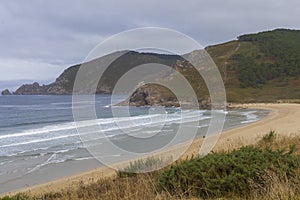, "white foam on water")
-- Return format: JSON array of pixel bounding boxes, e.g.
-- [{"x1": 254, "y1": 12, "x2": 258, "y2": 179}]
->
[
  {"x1": 240, "y1": 111, "x2": 259, "y2": 124},
  {"x1": 0, "y1": 110, "x2": 208, "y2": 140},
  {"x1": 0, "y1": 134, "x2": 79, "y2": 148},
  {"x1": 73, "y1": 157, "x2": 94, "y2": 161},
  {"x1": 25, "y1": 153, "x2": 78, "y2": 174},
  {"x1": 0, "y1": 159, "x2": 15, "y2": 166},
  {"x1": 0, "y1": 109, "x2": 213, "y2": 159},
  {"x1": 26, "y1": 154, "x2": 60, "y2": 174},
  {"x1": 0, "y1": 122, "x2": 77, "y2": 139}
]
